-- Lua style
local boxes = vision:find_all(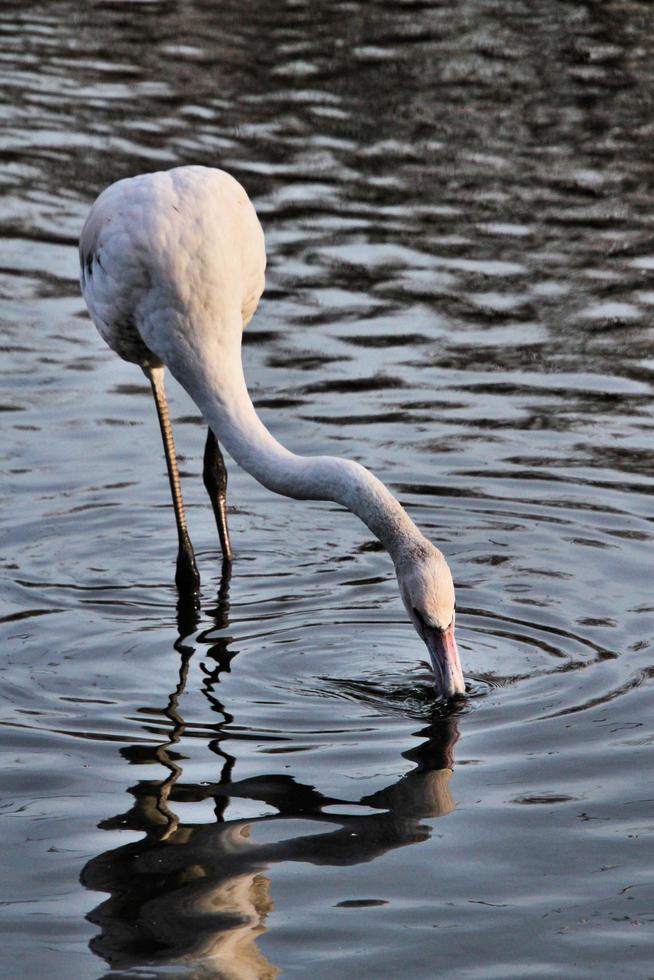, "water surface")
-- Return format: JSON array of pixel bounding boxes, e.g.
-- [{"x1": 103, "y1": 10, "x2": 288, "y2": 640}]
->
[{"x1": 1, "y1": 1, "x2": 653, "y2": 977}]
